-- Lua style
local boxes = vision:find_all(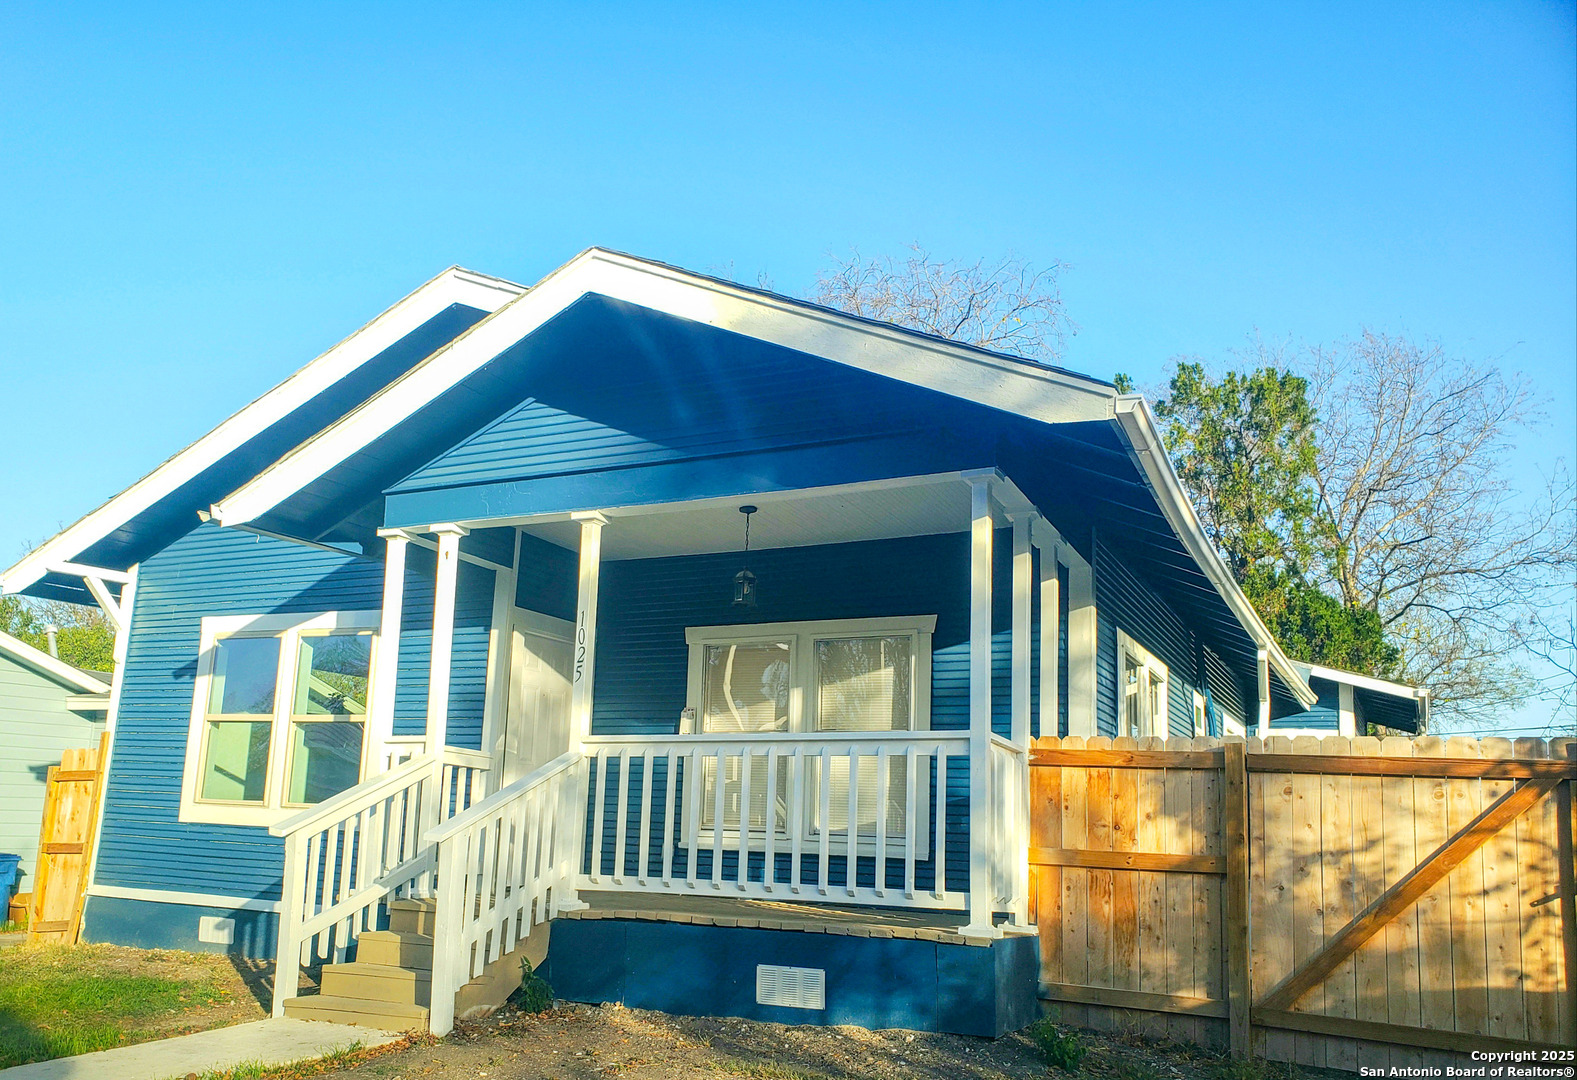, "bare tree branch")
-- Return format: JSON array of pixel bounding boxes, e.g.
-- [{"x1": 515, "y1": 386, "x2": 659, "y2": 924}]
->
[{"x1": 810, "y1": 244, "x2": 1075, "y2": 362}]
